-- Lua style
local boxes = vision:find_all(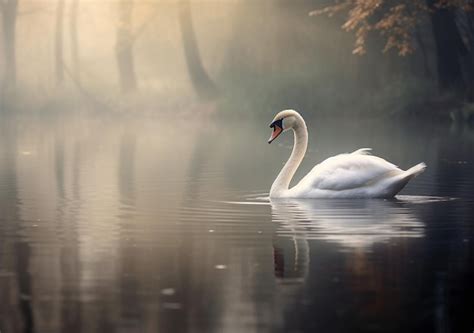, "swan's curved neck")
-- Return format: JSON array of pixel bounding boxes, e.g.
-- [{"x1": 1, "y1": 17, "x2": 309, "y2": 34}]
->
[{"x1": 270, "y1": 116, "x2": 308, "y2": 197}]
